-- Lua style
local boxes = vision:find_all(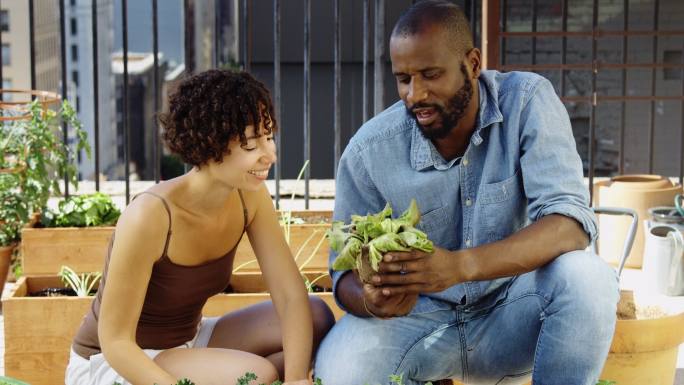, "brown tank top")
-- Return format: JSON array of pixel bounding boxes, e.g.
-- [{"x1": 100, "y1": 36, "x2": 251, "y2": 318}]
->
[{"x1": 71, "y1": 190, "x2": 249, "y2": 359}]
